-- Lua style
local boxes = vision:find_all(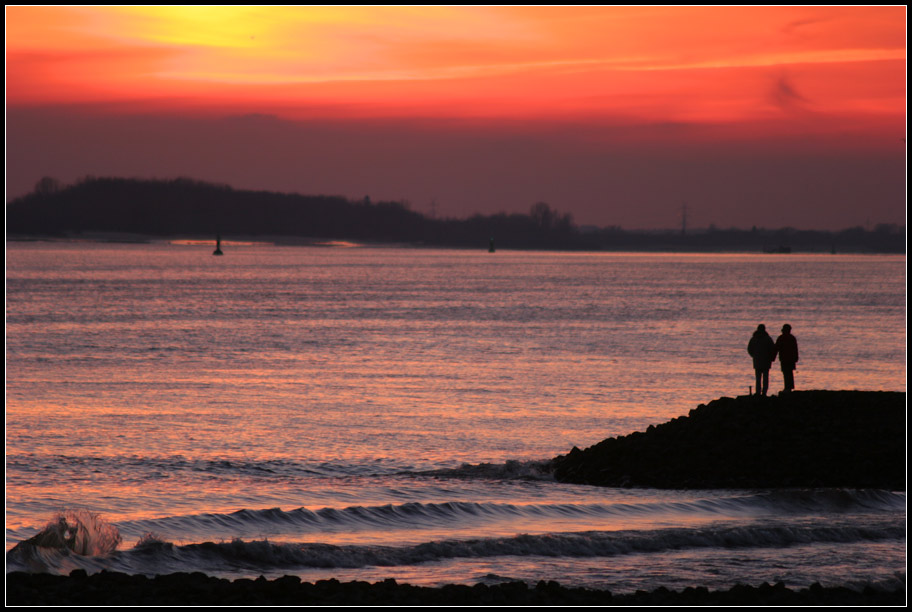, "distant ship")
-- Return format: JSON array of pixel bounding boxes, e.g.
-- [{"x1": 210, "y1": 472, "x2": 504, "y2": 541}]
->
[
  {"x1": 763, "y1": 245, "x2": 791, "y2": 254},
  {"x1": 213, "y1": 234, "x2": 223, "y2": 256}
]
